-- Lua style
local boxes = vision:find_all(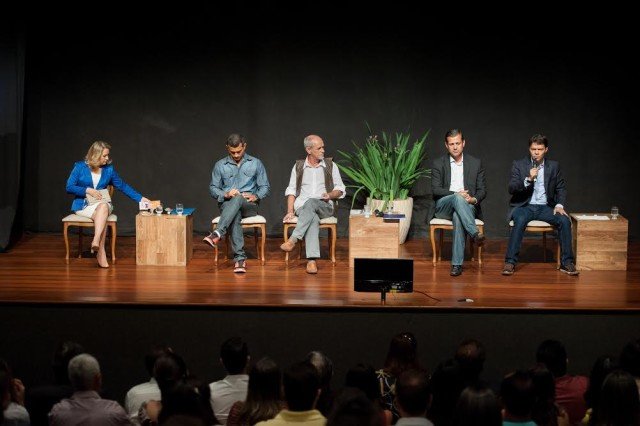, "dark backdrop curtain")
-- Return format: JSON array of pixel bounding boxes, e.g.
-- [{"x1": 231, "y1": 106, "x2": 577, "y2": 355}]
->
[{"x1": 0, "y1": 25, "x2": 25, "y2": 251}]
